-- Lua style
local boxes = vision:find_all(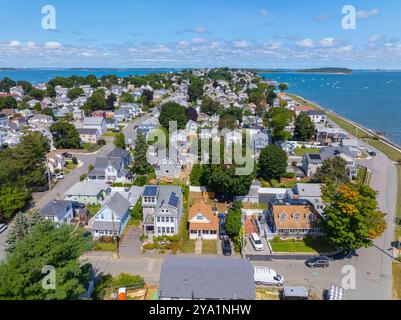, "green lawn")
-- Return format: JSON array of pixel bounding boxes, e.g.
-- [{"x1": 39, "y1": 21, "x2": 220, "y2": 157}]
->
[
  {"x1": 180, "y1": 240, "x2": 195, "y2": 253},
  {"x1": 83, "y1": 143, "x2": 102, "y2": 153},
  {"x1": 102, "y1": 131, "x2": 118, "y2": 137},
  {"x1": 367, "y1": 139, "x2": 401, "y2": 162},
  {"x1": 93, "y1": 242, "x2": 116, "y2": 252},
  {"x1": 86, "y1": 204, "x2": 101, "y2": 218},
  {"x1": 202, "y1": 240, "x2": 217, "y2": 255},
  {"x1": 356, "y1": 167, "x2": 368, "y2": 186},
  {"x1": 270, "y1": 237, "x2": 336, "y2": 253},
  {"x1": 294, "y1": 148, "x2": 320, "y2": 156}
]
